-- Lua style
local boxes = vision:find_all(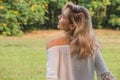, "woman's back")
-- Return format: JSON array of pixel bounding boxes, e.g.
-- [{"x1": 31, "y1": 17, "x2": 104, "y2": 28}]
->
[{"x1": 46, "y1": 36, "x2": 110, "y2": 80}]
